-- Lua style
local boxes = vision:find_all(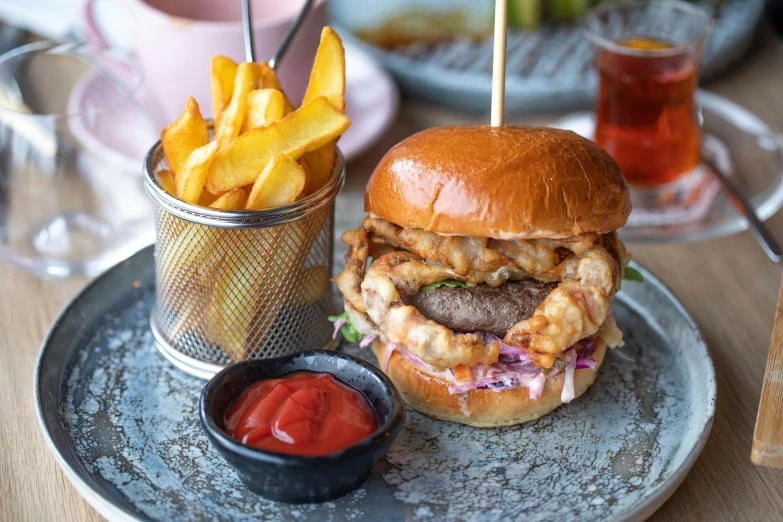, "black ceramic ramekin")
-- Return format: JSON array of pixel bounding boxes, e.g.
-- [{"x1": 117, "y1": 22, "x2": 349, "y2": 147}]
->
[{"x1": 199, "y1": 350, "x2": 406, "y2": 504}]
